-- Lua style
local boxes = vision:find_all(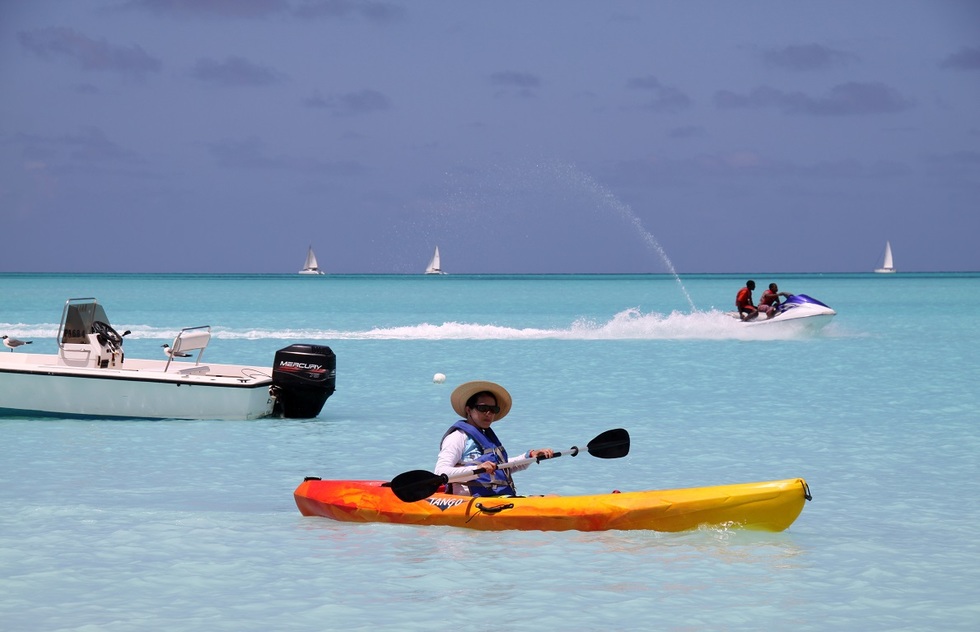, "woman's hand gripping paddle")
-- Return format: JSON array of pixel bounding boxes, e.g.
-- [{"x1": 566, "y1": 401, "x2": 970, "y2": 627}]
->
[{"x1": 387, "y1": 428, "x2": 630, "y2": 503}]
